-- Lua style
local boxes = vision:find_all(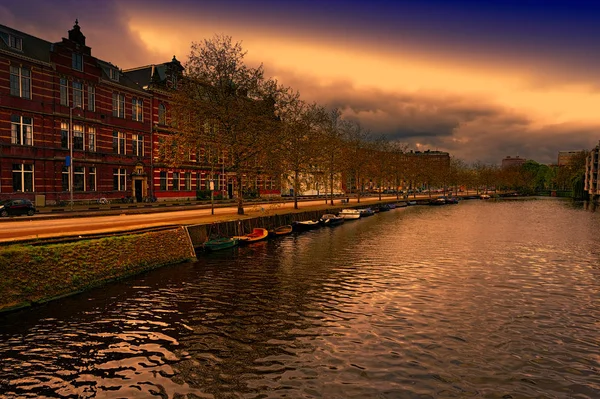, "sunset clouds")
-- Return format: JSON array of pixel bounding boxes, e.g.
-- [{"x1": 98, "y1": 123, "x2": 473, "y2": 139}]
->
[{"x1": 2, "y1": 0, "x2": 599, "y2": 164}]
